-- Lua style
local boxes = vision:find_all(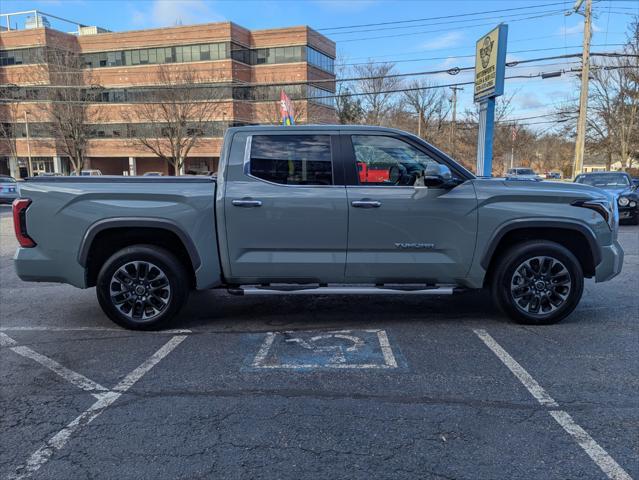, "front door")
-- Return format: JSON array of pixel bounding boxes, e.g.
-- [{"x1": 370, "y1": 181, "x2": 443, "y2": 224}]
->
[
  {"x1": 224, "y1": 132, "x2": 348, "y2": 283},
  {"x1": 343, "y1": 133, "x2": 478, "y2": 284}
]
